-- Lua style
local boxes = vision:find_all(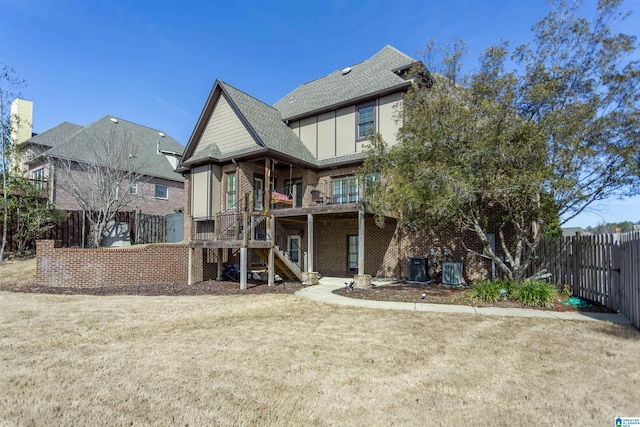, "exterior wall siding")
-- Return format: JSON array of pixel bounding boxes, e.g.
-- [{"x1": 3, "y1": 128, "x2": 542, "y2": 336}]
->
[
  {"x1": 378, "y1": 92, "x2": 403, "y2": 146},
  {"x1": 291, "y1": 92, "x2": 404, "y2": 161},
  {"x1": 194, "y1": 94, "x2": 256, "y2": 158}
]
